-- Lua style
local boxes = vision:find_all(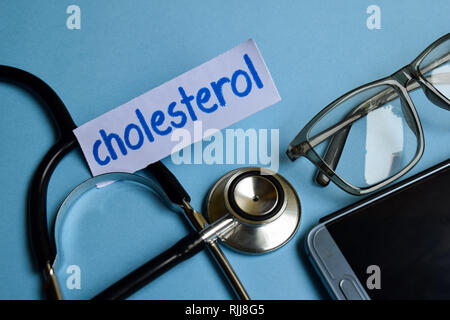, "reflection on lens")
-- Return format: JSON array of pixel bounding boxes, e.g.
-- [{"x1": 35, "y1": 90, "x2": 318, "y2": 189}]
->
[
  {"x1": 308, "y1": 84, "x2": 420, "y2": 189},
  {"x1": 419, "y1": 37, "x2": 450, "y2": 100},
  {"x1": 424, "y1": 63, "x2": 450, "y2": 100},
  {"x1": 364, "y1": 105, "x2": 404, "y2": 185}
]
